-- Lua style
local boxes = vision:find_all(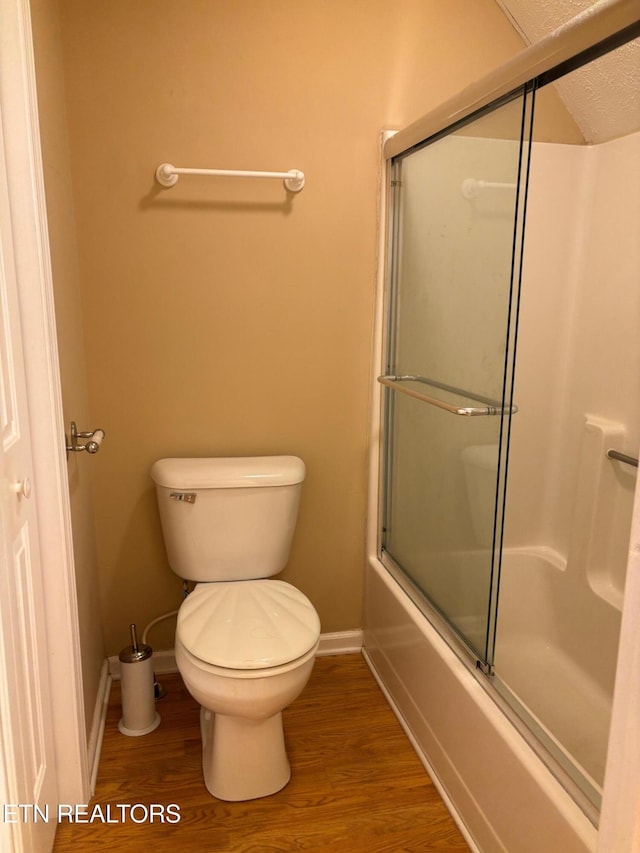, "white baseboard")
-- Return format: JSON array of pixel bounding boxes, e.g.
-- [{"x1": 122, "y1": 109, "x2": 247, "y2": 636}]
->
[
  {"x1": 317, "y1": 629, "x2": 363, "y2": 656},
  {"x1": 87, "y1": 659, "x2": 111, "y2": 796},
  {"x1": 107, "y1": 630, "x2": 363, "y2": 680}
]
